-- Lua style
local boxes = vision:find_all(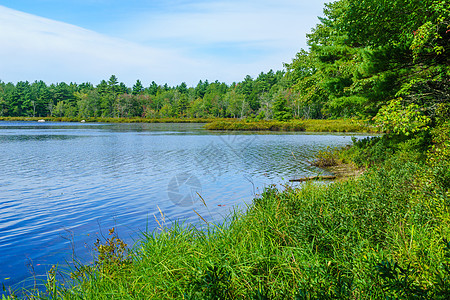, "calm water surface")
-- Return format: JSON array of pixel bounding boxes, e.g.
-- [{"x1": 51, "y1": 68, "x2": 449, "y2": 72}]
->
[{"x1": 0, "y1": 122, "x2": 368, "y2": 289}]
